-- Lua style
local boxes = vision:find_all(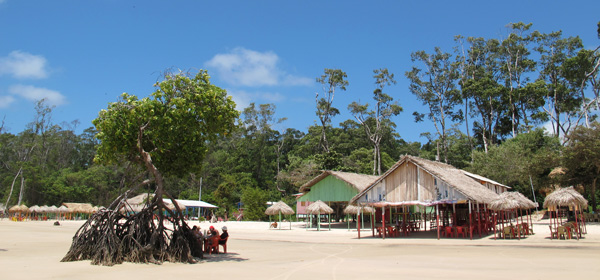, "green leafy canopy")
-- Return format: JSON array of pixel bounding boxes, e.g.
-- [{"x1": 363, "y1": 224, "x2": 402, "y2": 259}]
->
[{"x1": 93, "y1": 70, "x2": 239, "y2": 178}]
